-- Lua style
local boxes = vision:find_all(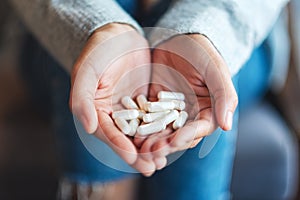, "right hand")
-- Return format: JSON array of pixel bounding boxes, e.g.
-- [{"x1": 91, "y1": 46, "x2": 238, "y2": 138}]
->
[{"x1": 70, "y1": 23, "x2": 157, "y2": 176}]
